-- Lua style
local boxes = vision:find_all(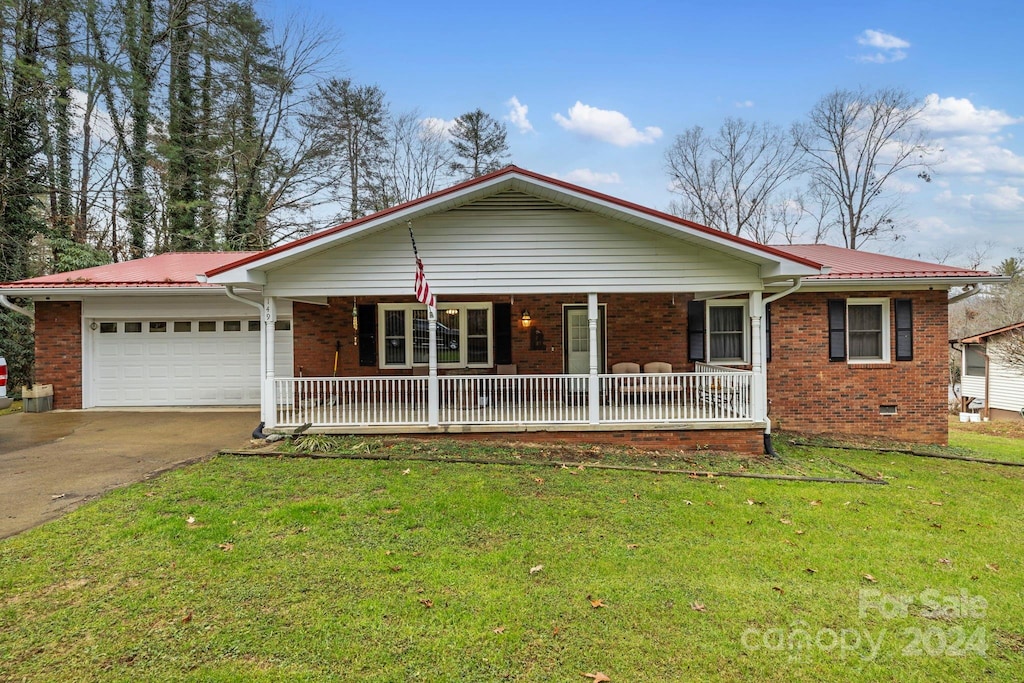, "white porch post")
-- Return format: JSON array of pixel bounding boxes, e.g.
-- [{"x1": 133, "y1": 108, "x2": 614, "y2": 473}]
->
[
  {"x1": 749, "y1": 291, "x2": 766, "y2": 422},
  {"x1": 263, "y1": 296, "x2": 278, "y2": 428},
  {"x1": 588, "y1": 293, "x2": 600, "y2": 425},
  {"x1": 427, "y1": 308, "x2": 439, "y2": 427}
]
